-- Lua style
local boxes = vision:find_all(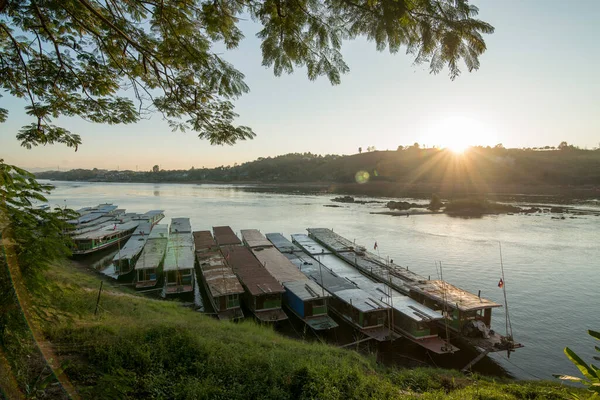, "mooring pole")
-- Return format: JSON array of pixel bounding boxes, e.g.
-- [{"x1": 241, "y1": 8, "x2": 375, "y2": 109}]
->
[{"x1": 94, "y1": 281, "x2": 103, "y2": 316}]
